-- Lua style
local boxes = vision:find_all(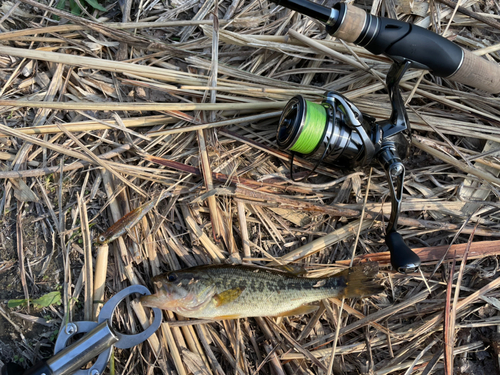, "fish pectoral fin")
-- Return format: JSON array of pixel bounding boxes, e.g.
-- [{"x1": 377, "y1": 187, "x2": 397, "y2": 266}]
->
[
  {"x1": 213, "y1": 287, "x2": 245, "y2": 307},
  {"x1": 273, "y1": 304, "x2": 319, "y2": 317}
]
